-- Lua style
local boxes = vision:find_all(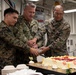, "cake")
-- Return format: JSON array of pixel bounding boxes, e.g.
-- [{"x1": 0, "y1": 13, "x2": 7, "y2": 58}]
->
[{"x1": 42, "y1": 56, "x2": 76, "y2": 73}]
